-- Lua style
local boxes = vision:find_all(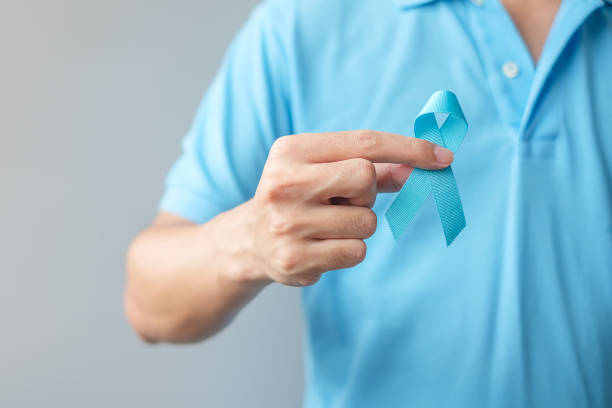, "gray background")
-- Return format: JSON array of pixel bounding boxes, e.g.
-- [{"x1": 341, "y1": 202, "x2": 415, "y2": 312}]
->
[{"x1": 0, "y1": 1, "x2": 304, "y2": 406}]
